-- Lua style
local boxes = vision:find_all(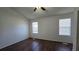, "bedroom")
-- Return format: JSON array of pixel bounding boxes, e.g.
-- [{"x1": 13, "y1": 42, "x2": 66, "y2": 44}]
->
[{"x1": 0, "y1": 7, "x2": 78, "y2": 51}]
